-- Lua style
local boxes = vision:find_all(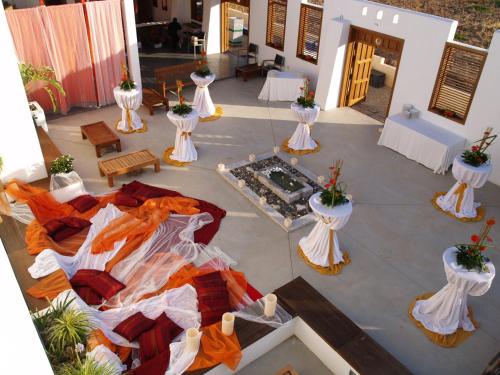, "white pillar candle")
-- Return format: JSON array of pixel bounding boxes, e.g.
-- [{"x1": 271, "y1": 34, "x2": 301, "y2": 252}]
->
[
  {"x1": 273, "y1": 146, "x2": 280, "y2": 154},
  {"x1": 217, "y1": 163, "x2": 225, "y2": 172},
  {"x1": 185, "y1": 328, "x2": 201, "y2": 353},
  {"x1": 249, "y1": 154, "x2": 256, "y2": 162},
  {"x1": 290, "y1": 157, "x2": 298, "y2": 166},
  {"x1": 259, "y1": 196, "x2": 267, "y2": 206},
  {"x1": 264, "y1": 293, "x2": 277, "y2": 317},
  {"x1": 283, "y1": 218, "x2": 292, "y2": 228},
  {"x1": 238, "y1": 179, "x2": 246, "y2": 188},
  {"x1": 317, "y1": 175, "x2": 325, "y2": 184},
  {"x1": 221, "y1": 312, "x2": 235, "y2": 336}
]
